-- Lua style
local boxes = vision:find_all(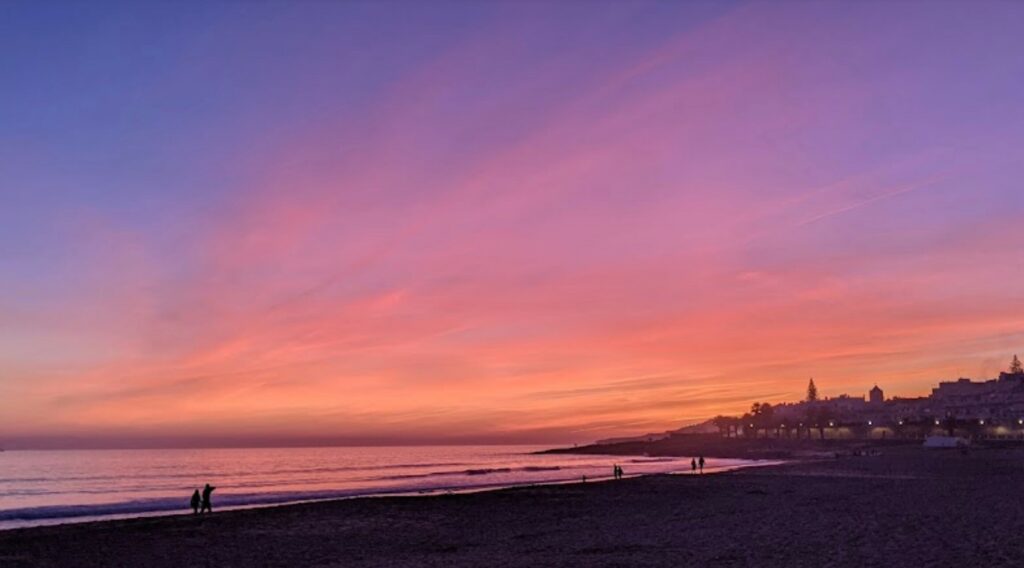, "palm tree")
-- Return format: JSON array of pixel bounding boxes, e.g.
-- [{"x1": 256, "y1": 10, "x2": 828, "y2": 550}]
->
[
  {"x1": 728, "y1": 416, "x2": 741, "y2": 438},
  {"x1": 741, "y1": 412, "x2": 756, "y2": 438},
  {"x1": 712, "y1": 415, "x2": 731, "y2": 437},
  {"x1": 749, "y1": 402, "x2": 775, "y2": 438}
]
